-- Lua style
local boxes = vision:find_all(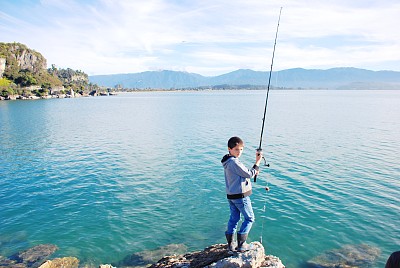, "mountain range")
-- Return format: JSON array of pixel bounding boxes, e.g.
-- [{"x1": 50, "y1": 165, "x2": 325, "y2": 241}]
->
[{"x1": 89, "y1": 67, "x2": 400, "y2": 90}]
